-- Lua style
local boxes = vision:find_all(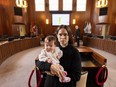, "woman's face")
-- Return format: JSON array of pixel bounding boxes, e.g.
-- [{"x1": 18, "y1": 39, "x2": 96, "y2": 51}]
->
[{"x1": 57, "y1": 28, "x2": 69, "y2": 47}]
